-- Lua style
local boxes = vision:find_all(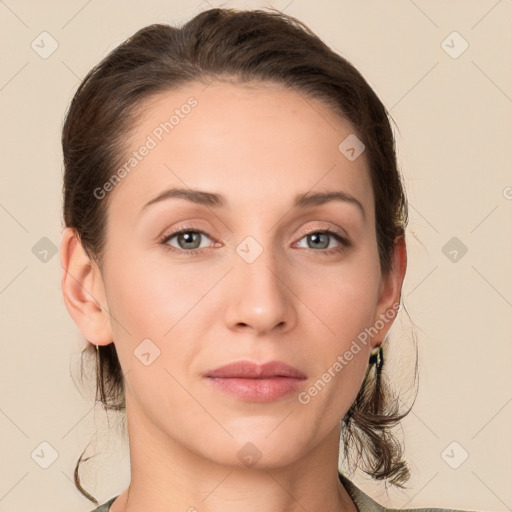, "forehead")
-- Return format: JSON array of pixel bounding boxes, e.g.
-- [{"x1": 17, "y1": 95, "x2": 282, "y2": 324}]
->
[{"x1": 108, "y1": 80, "x2": 373, "y2": 222}]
